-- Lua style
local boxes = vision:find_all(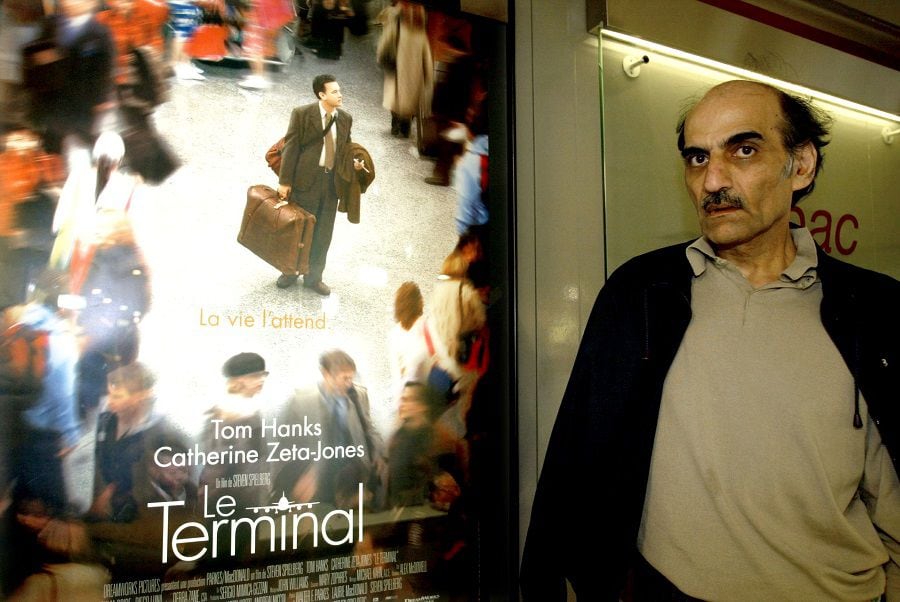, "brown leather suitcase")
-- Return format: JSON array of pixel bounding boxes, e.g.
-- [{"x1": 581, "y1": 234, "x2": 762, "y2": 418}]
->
[{"x1": 238, "y1": 185, "x2": 315, "y2": 276}]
